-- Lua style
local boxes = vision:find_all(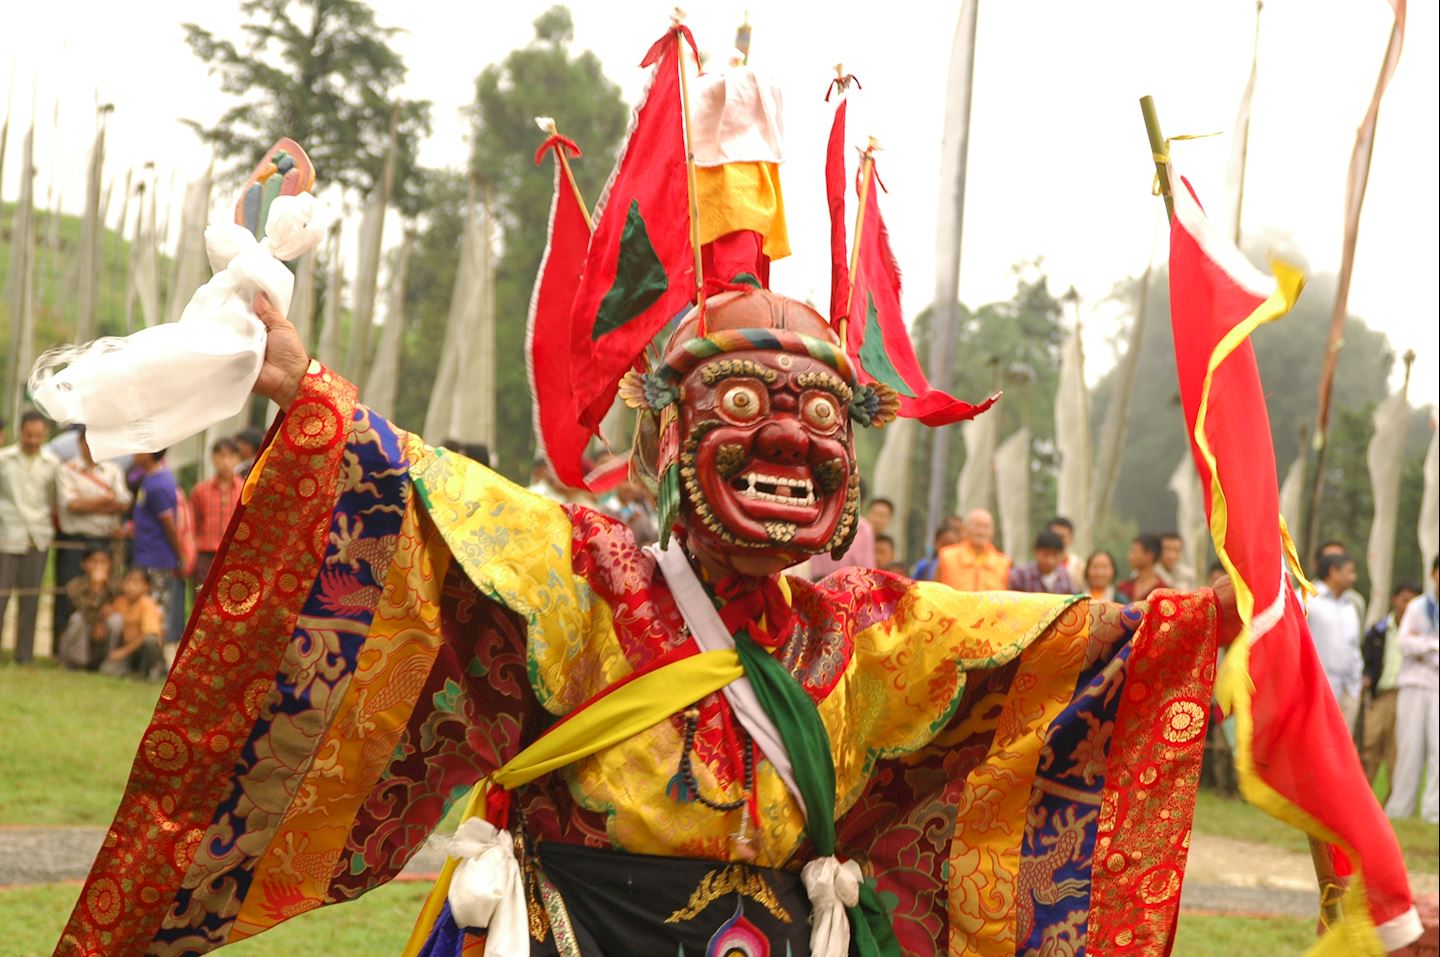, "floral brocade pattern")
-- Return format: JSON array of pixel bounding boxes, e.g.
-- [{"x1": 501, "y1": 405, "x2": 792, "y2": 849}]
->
[
  {"x1": 60, "y1": 365, "x2": 1221, "y2": 956},
  {"x1": 1087, "y1": 591, "x2": 1217, "y2": 955},
  {"x1": 55, "y1": 368, "x2": 358, "y2": 957}
]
